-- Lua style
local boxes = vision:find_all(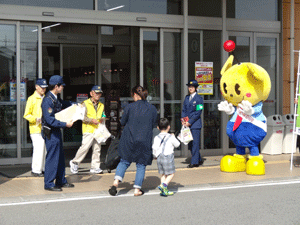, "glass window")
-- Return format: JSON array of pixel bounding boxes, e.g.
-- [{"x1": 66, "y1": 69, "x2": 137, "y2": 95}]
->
[
  {"x1": 257, "y1": 37, "x2": 277, "y2": 117},
  {"x1": 0, "y1": 24, "x2": 17, "y2": 158},
  {"x1": 0, "y1": 0, "x2": 94, "y2": 10},
  {"x1": 20, "y1": 25, "x2": 39, "y2": 157},
  {"x1": 227, "y1": 0, "x2": 279, "y2": 21},
  {"x1": 188, "y1": 0, "x2": 222, "y2": 17},
  {"x1": 41, "y1": 23, "x2": 97, "y2": 35},
  {"x1": 98, "y1": 0, "x2": 182, "y2": 15}
]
